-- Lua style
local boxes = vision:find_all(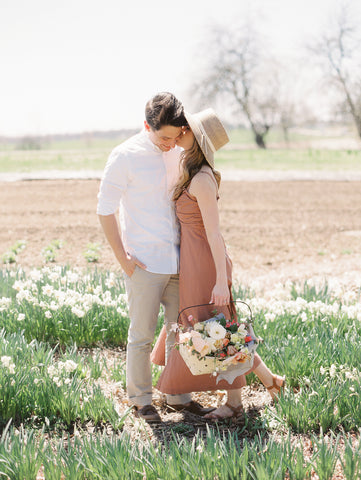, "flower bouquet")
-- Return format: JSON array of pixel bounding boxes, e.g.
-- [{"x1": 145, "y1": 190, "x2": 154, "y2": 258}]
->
[{"x1": 177, "y1": 302, "x2": 259, "y2": 377}]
